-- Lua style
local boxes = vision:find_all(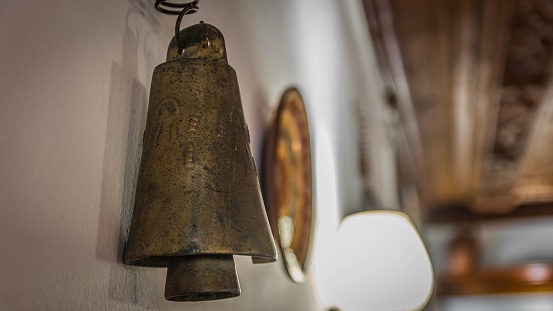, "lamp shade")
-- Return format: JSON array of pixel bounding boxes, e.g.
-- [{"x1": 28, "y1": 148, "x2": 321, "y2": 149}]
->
[{"x1": 330, "y1": 211, "x2": 433, "y2": 311}]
